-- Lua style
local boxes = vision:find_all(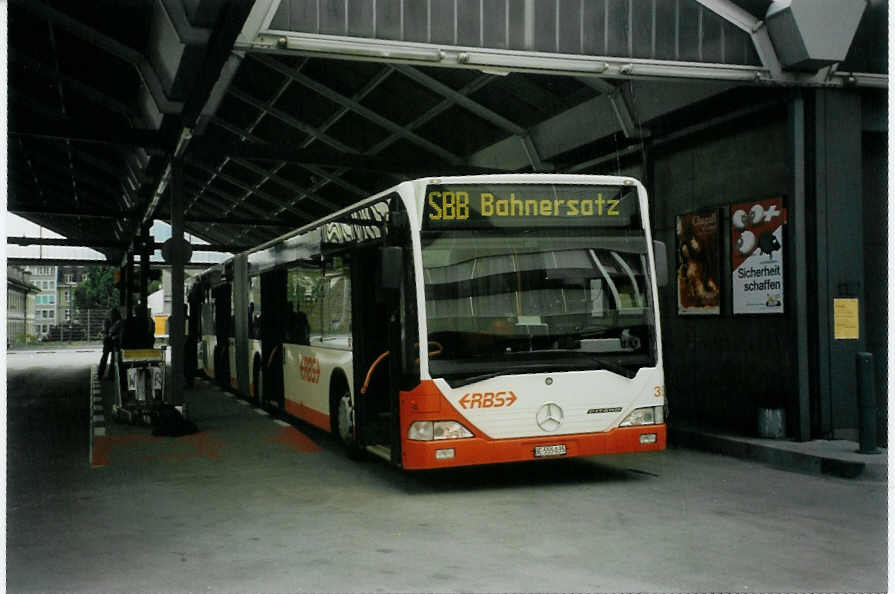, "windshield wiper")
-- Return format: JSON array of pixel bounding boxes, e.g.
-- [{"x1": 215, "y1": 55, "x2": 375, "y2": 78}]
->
[
  {"x1": 585, "y1": 355, "x2": 635, "y2": 379},
  {"x1": 445, "y1": 356, "x2": 634, "y2": 388},
  {"x1": 448, "y1": 371, "x2": 507, "y2": 388}
]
